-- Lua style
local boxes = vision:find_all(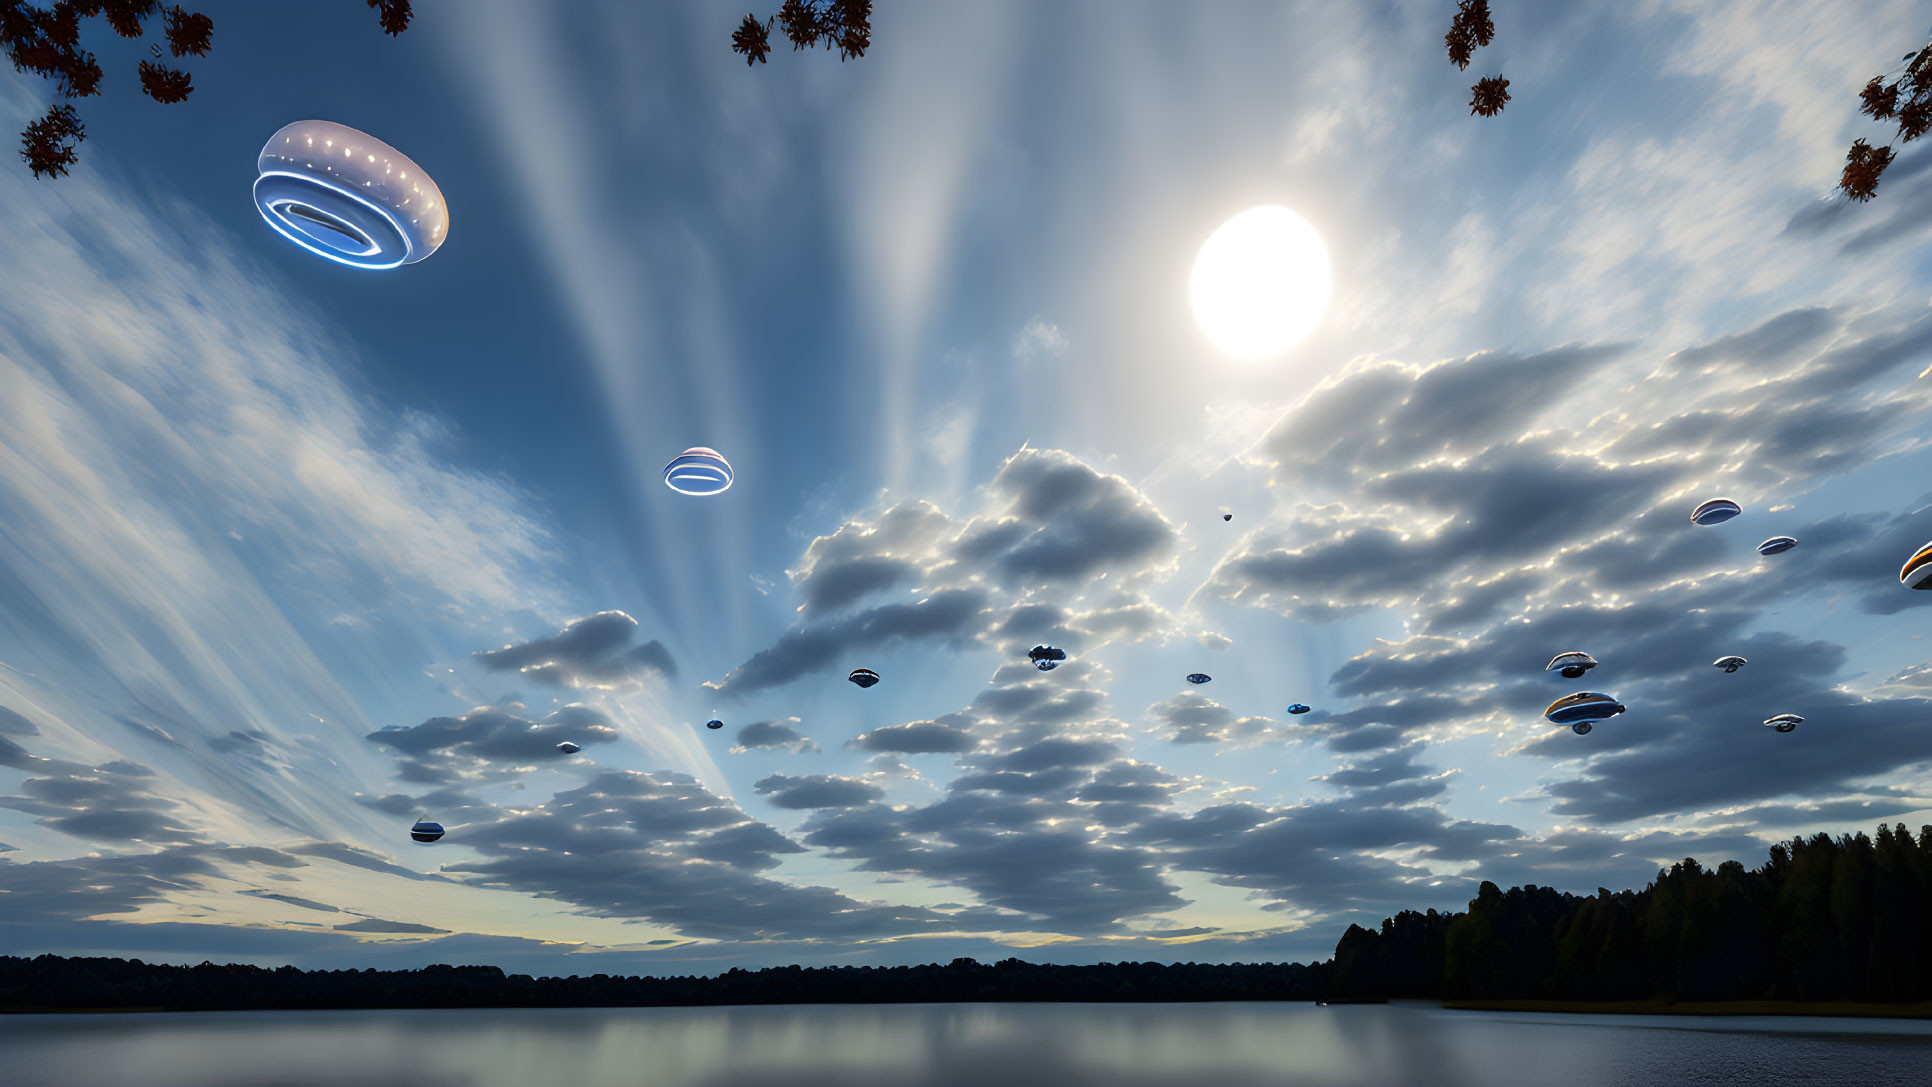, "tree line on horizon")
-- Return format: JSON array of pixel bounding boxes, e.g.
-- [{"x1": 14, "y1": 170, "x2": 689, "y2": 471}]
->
[
  {"x1": 1330, "y1": 824, "x2": 1932, "y2": 1003},
  {"x1": 2, "y1": 824, "x2": 1927, "y2": 1012}
]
